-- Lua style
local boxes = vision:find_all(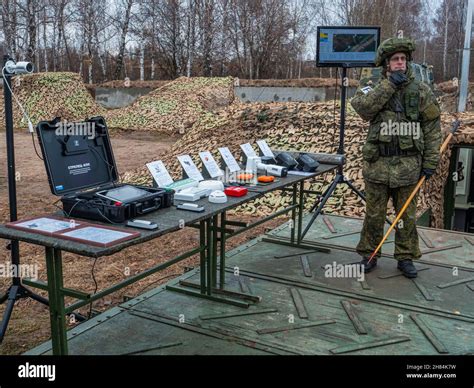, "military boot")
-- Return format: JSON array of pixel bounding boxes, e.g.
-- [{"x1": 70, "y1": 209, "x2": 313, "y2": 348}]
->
[
  {"x1": 360, "y1": 257, "x2": 377, "y2": 273},
  {"x1": 397, "y1": 259, "x2": 417, "y2": 278}
]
